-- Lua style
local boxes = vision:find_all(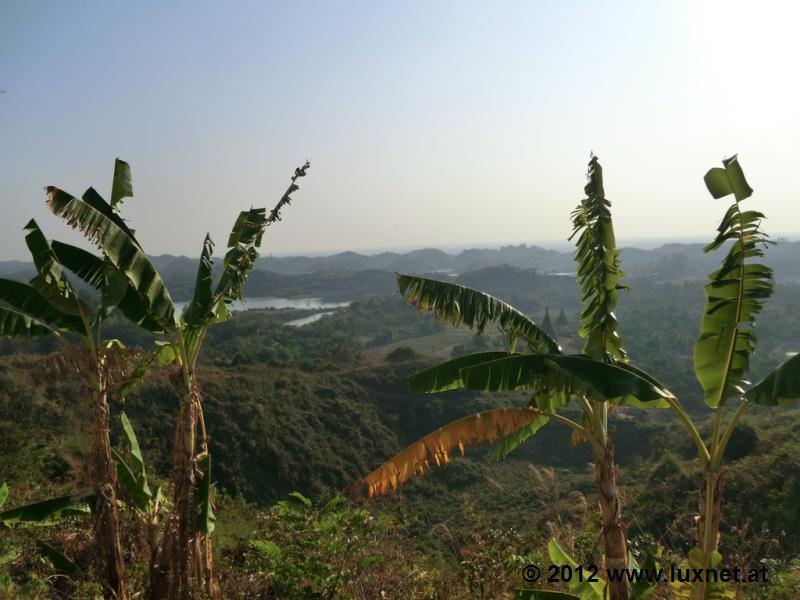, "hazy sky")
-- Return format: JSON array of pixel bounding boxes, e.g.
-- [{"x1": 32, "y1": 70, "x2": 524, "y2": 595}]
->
[{"x1": 1, "y1": 1, "x2": 798, "y2": 260}]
